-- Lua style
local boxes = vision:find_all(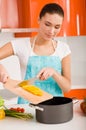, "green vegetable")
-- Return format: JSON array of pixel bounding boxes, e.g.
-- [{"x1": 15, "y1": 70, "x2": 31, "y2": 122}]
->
[
  {"x1": 0, "y1": 96, "x2": 33, "y2": 120},
  {"x1": 5, "y1": 109, "x2": 33, "y2": 120},
  {"x1": 0, "y1": 96, "x2": 4, "y2": 107}
]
